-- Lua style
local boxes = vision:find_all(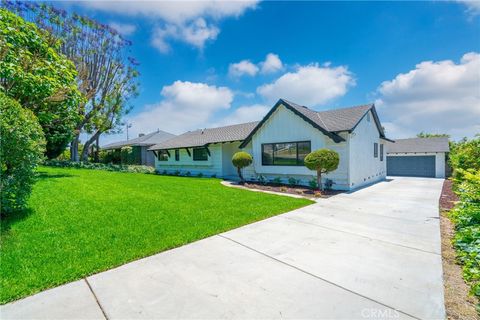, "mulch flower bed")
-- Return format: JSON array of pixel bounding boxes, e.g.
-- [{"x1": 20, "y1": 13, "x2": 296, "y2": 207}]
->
[
  {"x1": 242, "y1": 182, "x2": 343, "y2": 198},
  {"x1": 440, "y1": 179, "x2": 459, "y2": 211}
]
